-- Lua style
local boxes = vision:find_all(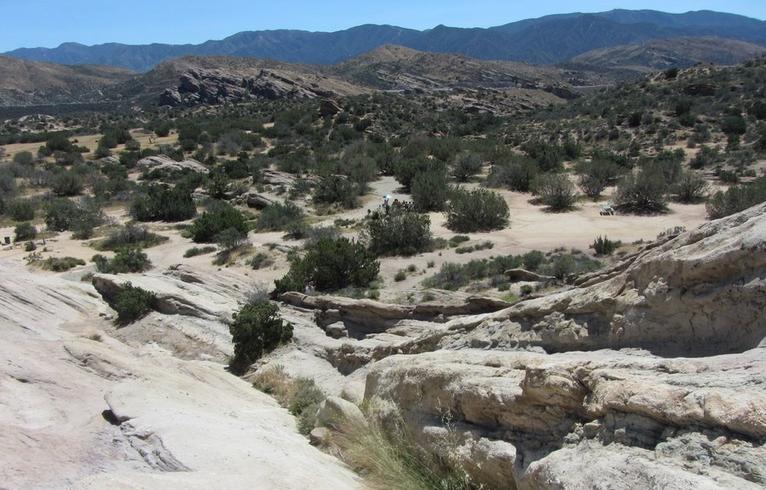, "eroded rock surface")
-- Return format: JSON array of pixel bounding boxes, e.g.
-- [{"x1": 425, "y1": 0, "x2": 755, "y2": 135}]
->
[{"x1": 0, "y1": 261, "x2": 361, "y2": 489}]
